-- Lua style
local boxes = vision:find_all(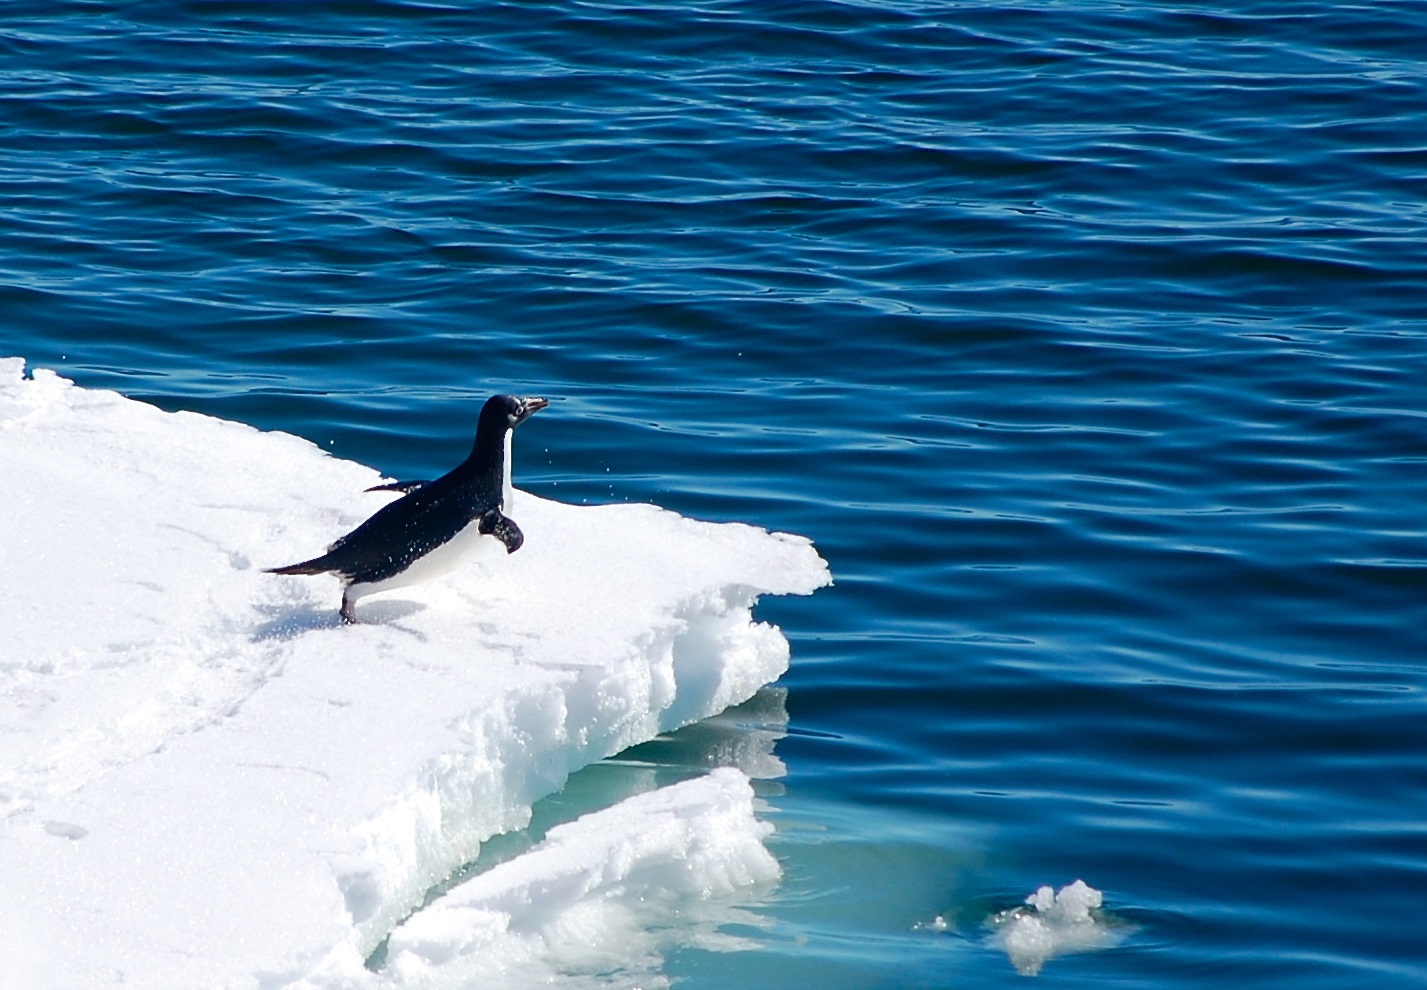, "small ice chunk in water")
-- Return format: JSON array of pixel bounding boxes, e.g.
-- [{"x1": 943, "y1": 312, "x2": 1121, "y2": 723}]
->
[{"x1": 990, "y1": 879, "x2": 1119, "y2": 976}]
